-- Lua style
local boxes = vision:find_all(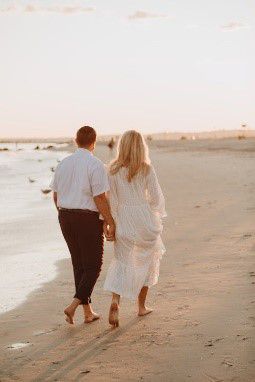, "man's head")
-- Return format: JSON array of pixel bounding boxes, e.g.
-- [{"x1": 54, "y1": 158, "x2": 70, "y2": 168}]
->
[{"x1": 75, "y1": 126, "x2": 97, "y2": 151}]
